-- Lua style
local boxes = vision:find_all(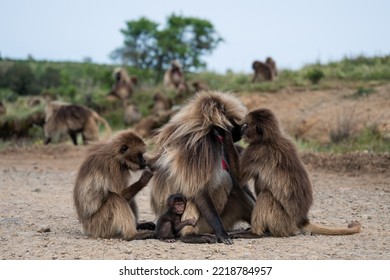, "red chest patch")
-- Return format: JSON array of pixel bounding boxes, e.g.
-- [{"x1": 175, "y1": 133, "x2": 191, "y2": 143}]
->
[{"x1": 221, "y1": 159, "x2": 228, "y2": 170}]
